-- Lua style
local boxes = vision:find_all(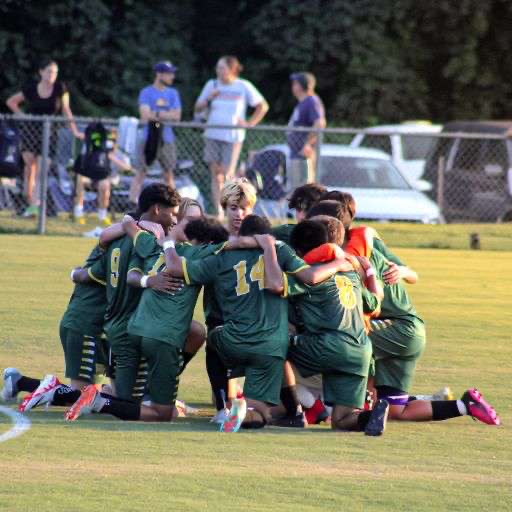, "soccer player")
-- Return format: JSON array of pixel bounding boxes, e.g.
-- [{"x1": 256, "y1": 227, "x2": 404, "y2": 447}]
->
[
  {"x1": 64, "y1": 217, "x2": 232, "y2": 423},
  {"x1": 311, "y1": 198, "x2": 501, "y2": 425},
  {"x1": 71, "y1": 184, "x2": 181, "y2": 402},
  {"x1": 286, "y1": 218, "x2": 389, "y2": 435},
  {"x1": 163, "y1": 214, "x2": 355, "y2": 431},
  {"x1": 272, "y1": 182, "x2": 327, "y2": 244}
]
